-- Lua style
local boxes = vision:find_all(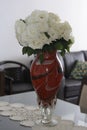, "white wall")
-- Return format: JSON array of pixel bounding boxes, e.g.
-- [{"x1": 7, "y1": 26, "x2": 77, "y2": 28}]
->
[{"x1": 0, "y1": 0, "x2": 87, "y2": 66}]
